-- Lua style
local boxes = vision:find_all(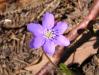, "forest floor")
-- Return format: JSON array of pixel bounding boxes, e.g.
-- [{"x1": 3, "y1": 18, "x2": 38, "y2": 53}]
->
[{"x1": 0, "y1": 0, "x2": 99, "y2": 75}]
